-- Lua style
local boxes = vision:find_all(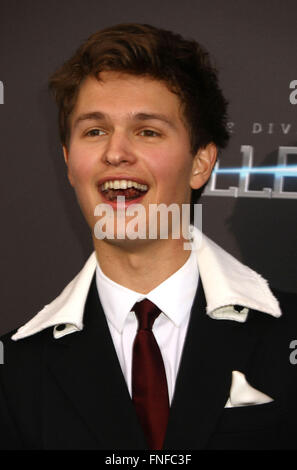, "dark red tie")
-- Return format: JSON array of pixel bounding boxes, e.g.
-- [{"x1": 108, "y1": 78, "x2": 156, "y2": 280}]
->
[{"x1": 132, "y1": 299, "x2": 169, "y2": 450}]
